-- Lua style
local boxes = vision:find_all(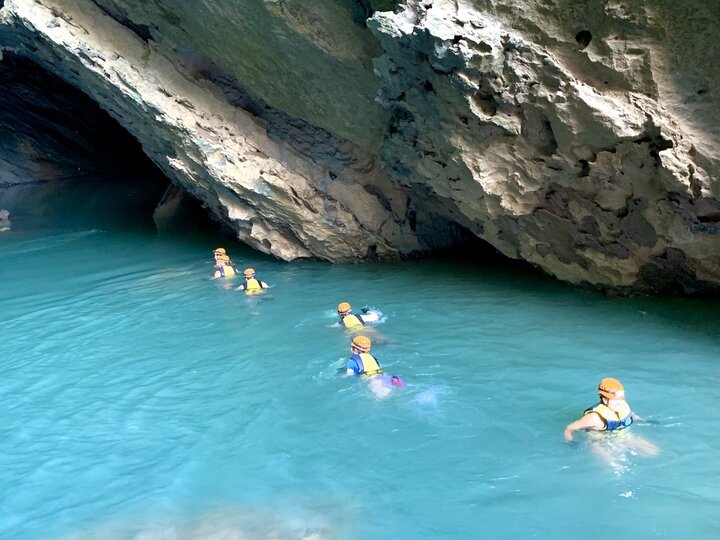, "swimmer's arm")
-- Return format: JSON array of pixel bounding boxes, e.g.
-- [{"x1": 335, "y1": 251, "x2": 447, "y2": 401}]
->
[
  {"x1": 564, "y1": 413, "x2": 604, "y2": 442},
  {"x1": 359, "y1": 311, "x2": 380, "y2": 323},
  {"x1": 344, "y1": 359, "x2": 359, "y2": 377},
  {"x1": 631, "y1": 412, "x2": 646, "y2": 422},
  {"x1": 212, "y1": 271, "x2": 221, "y2": 280},
  {"x1": 261, "y1": 281, "x2": 269, "y2": 288},
  {"x1": 236, "y1": 284, "x2": 246, "y2": 290}
]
